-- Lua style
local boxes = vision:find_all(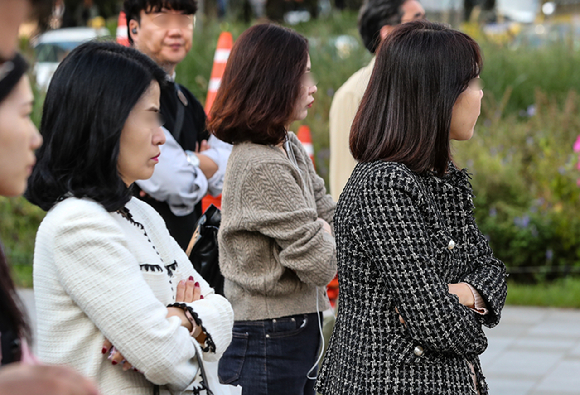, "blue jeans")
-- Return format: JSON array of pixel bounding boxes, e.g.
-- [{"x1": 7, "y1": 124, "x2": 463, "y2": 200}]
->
[{"x1": 218, "y1": 312, "x2": 322, "y2": 395}]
